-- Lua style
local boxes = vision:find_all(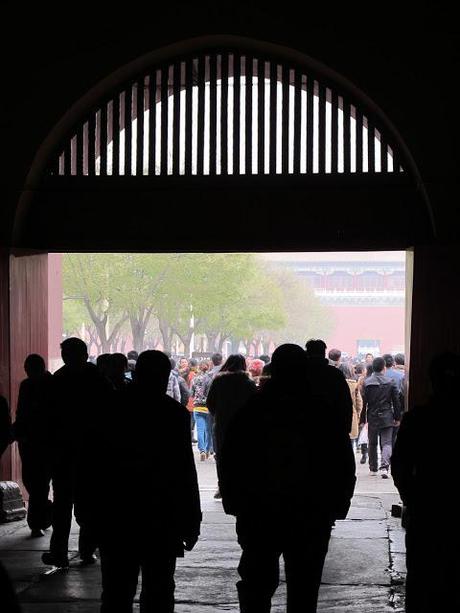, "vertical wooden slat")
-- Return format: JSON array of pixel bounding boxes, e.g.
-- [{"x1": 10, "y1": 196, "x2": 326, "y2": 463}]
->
[
  {"x1": 306, "y1": 76, "x2": 314, "y2": 174},
  {"x1": 293, "y1": 69, "x2": 301, "y2": 174},
  {"x1": 380, "y1": 133, "x2": 388, "y2": 173},
  {"x1": 124, "y1": 87, "x2": 133, "y2": 176},
  {"x1": 331, "y1": 90, "x2": 338, "y2": 173},
  {"x1": 64, "y1": 138, "x2": 72, "y2": 176},
  {"x1": 392, "y1": 146, "x2": 401, "y2": 173},
  {"x1": 136, "y1": 80, "x2": 144, "y2": 176},
  {"x1": 209, "y1": 54, "x2": 217, "y2": 176},
  {"x1": 355, "y1": 108, "x2": 363, "y2": 173},
  {"x1": 245, "y1": 55, "x2": 253, "y2": 175},
  {"x1": 87, "y1": 113, "x2": 96, "y2": 175},
  {"x1": 318, "y1": 83, "x2": 326, "y2": 174},
  {"x1": 173, "y1": 62, "x2": 182, "y2": 176},
  {"x1": 281, "y1": 65, "x2": 289, "y2": 175},
  {"x1": 76, "y1": 125, "x2": 84, "y2": 175},
  {"x1": 343, "y1": 99, "x2": 351, "y2": 173},
  {"x1": 196, "y1": 55, "x2": 205, "y2": 175},
  {"x1": 161, "y1": 67, "x2": 169, "y2": 175},
  {"x1": 112, "y1": 93, "x2": 120, "y2": 176},
  {"x1": 94, "y1": 109, "x2": 101, "y2": 174},
  {"x1": 233, "y1": 52, "x2": 241, "y2": 174},
  {"x1": 257, "y1": 59, "x2": 265, "y2": 174},
  {"x1": 184, "y1": 60, "x2": 193, "y2": 176},
  {"x1": 100, "y1": 103, "x2": 108, "y2": 176},
  {"x1": 269, "y1": 61, "x2": 277, "y2": 174},
  {"x1": 148, "y1": 74, "x2": 156, "y2": 175},
  {"x1": 367, "y1": 118, "x2": 375, "y2": 173},
  {"x1": 220, "y1": 53, "x2": 229, "y2": 175}
]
